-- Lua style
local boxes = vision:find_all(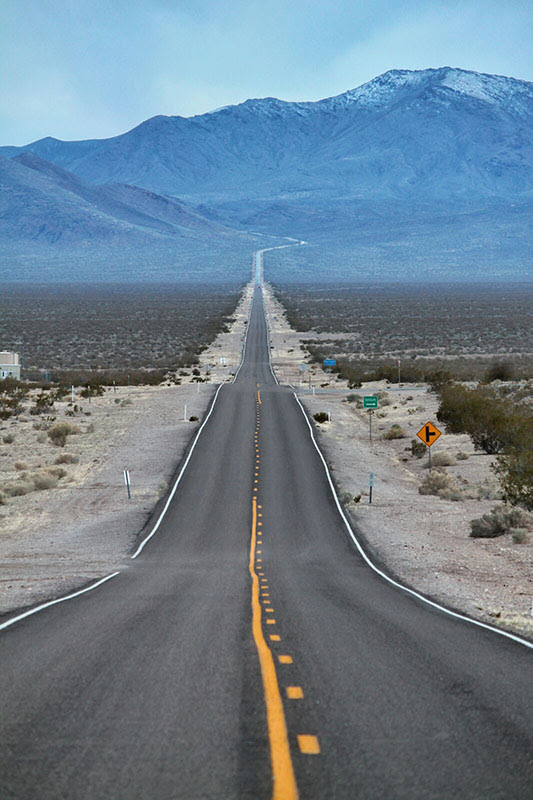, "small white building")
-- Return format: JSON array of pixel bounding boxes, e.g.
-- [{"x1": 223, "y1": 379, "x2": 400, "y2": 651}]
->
[{"x1": 0, "y1": 351, "x2": 21, "y2": 380}]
